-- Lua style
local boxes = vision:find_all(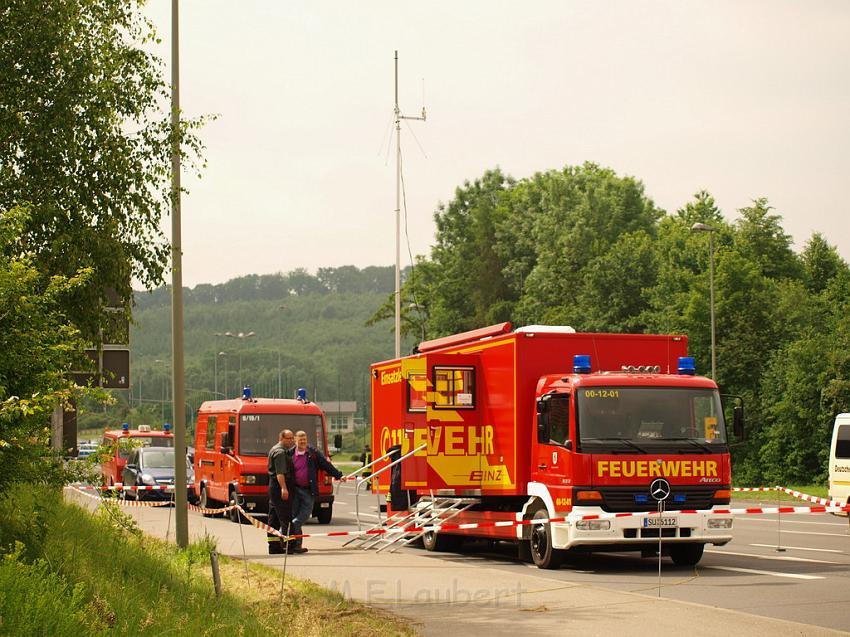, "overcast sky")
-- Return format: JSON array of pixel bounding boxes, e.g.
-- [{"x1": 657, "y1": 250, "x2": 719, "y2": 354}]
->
[{"x1": 143, "y1": 1, "x2": 850, "y2": 287}]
